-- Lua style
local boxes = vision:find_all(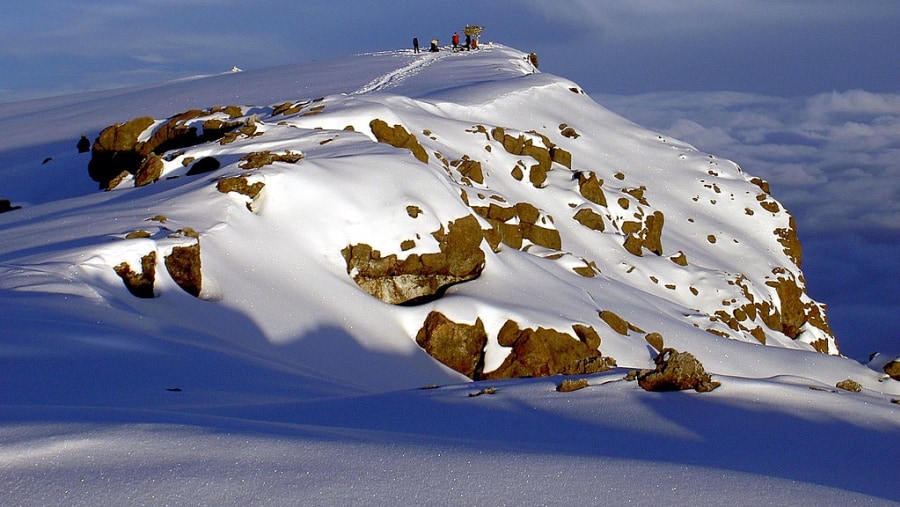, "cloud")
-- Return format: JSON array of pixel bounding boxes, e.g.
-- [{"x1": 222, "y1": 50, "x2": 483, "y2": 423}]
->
[{"x1": 594, "y1": 90, "x2": 900, "y2": 239}]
